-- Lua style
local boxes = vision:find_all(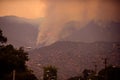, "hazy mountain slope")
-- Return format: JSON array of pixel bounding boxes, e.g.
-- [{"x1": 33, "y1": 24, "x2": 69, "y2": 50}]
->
[
  {"x1": 28, "y1": 41, "x2": 120, "y2": 80},
  {"x1": 1, "y1": 16, "x2": 119, "y2": 48},
  {"x1": 63, "y1": 21, "x2": 120, "y2": 42},
  {"x1": 0, "y1": 16, "x2": 40, "y2": 48}
]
